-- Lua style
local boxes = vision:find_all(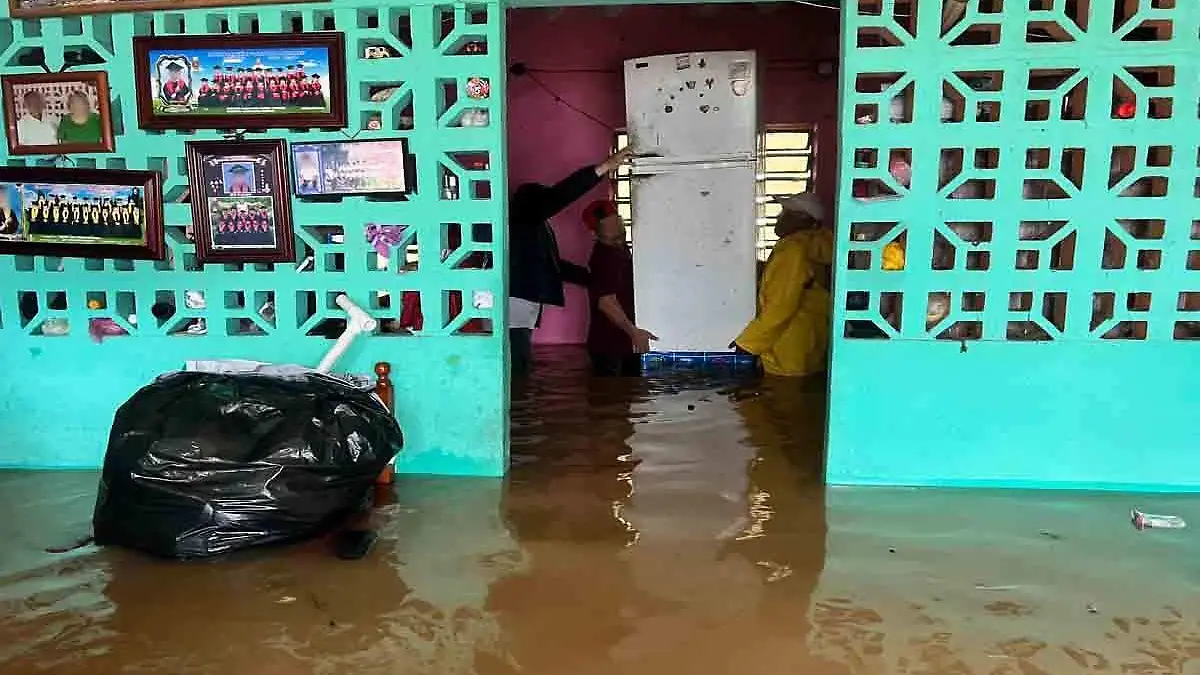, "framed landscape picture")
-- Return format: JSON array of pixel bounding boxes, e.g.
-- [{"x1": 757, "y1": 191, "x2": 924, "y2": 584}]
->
[
  {"x1": 184, "y1": 139, "x2": 294, "y2": 264},
  {"x1": 133, "y1": 32, "x2": 347, "y2": 131},
  {"x1": 10, "y1": 0, "x2": 322, "y2": 21},
  {"x1": 0, "y1": 166, "x2": 164, "y2": 260},
  {"x1": 2, "y1": 71, "x2": 115, "y2": 156}
]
